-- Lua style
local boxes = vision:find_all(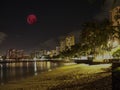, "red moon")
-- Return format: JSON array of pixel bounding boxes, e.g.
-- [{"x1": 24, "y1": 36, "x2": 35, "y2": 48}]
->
[{"x1": 27, "y1": 14, "x2": 37, "y2": 24}]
